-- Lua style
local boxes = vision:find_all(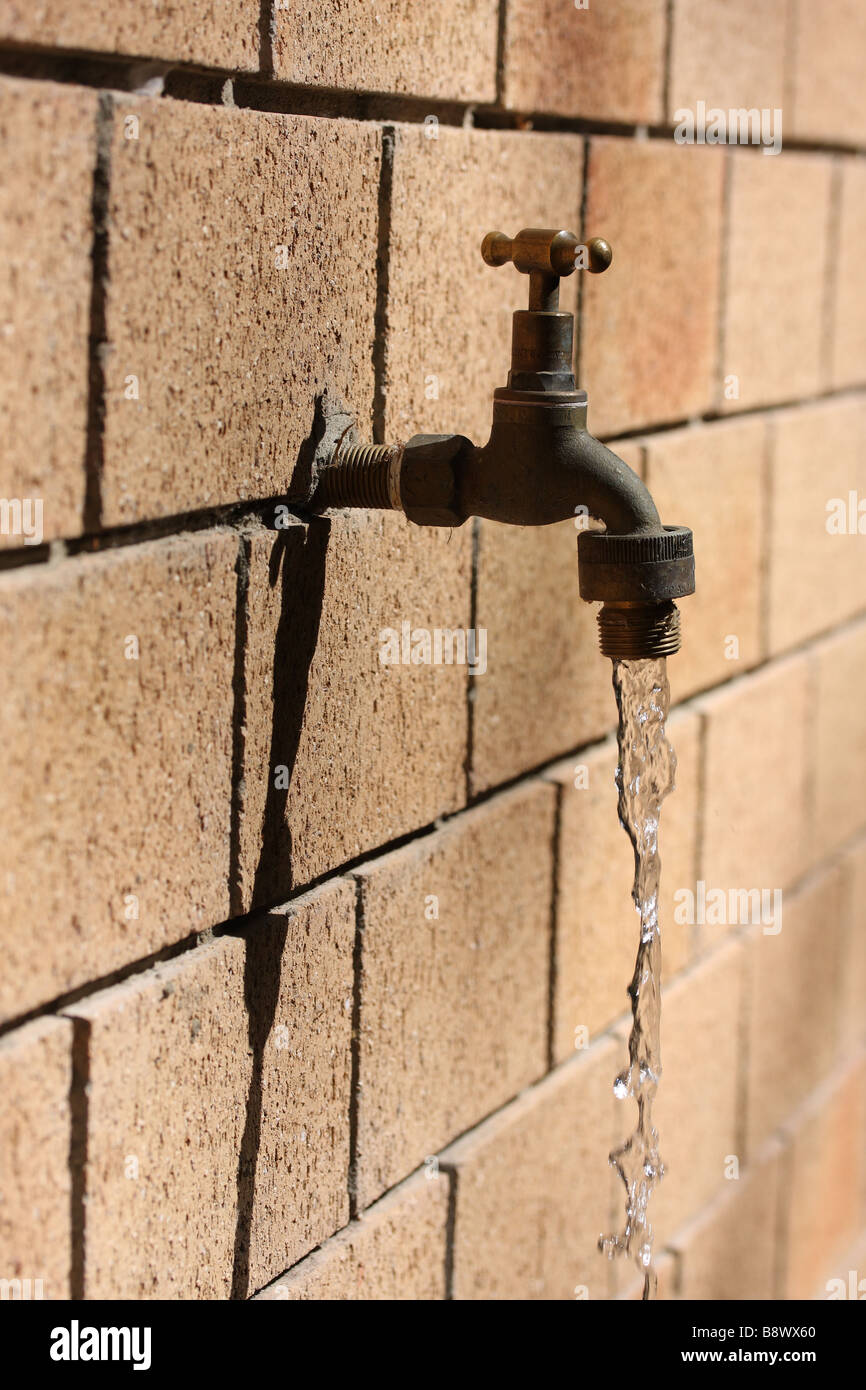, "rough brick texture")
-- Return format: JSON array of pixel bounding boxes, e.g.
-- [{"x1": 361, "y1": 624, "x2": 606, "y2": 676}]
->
[
  {"x1": 0, "y1": 532, "x2": 237, "y2": 1021},
  {"x1": 100, "y1": 100, "x2": 380, "y2": 525},
  {"x1": 354, "y1": 783, "x2": 556, "y2": 1207},
  {"x1": 812, "y1": 620, "x2": 866, "y2": 860},
  {"x1": 237, "y1": 512, "x2": 471, "y2": 906},
  {"x1": 0, "y1": 0, "x2": 260, "y2": 69},
  {"x1": 790, "y1": 0, "x2": 866, "y2": 144},
  {"x1": 581, "y1": 139, "x2": 724, "y2": 437},
  {"x1": 71, "y1": 880, "x2": 356, "y2": 1299},
  {"x1": 0, "y1": 78, "x2": 96, "y2": 547},
  {"x1": 443, "y1": 1040, "x2": 618, "y2": 1300},
  {"x1": 832, "y1": 162, "x2": 866, "y2": 390},
  {"x1": 502, "y1": 0, "x2": 667, "y2": 123},
  {"x1": 273, "y1": 1, "x2": 499, "y2": 102},
  {"x1": 0, "y1": 1017, "x2": 72, "y2": 1299},
  {"x1": 669, "y1": 0, "x2": 788, "y2": 115},
  {"x1": 670, "y1": 1144, "x2": 781, "y2": 1301},
  {"x1": 721, "y1": 153, "x2": 832, "y2": 413},
  {"x1": 255, "y1": 1172, "x2": 449, "y2": 1301}
]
